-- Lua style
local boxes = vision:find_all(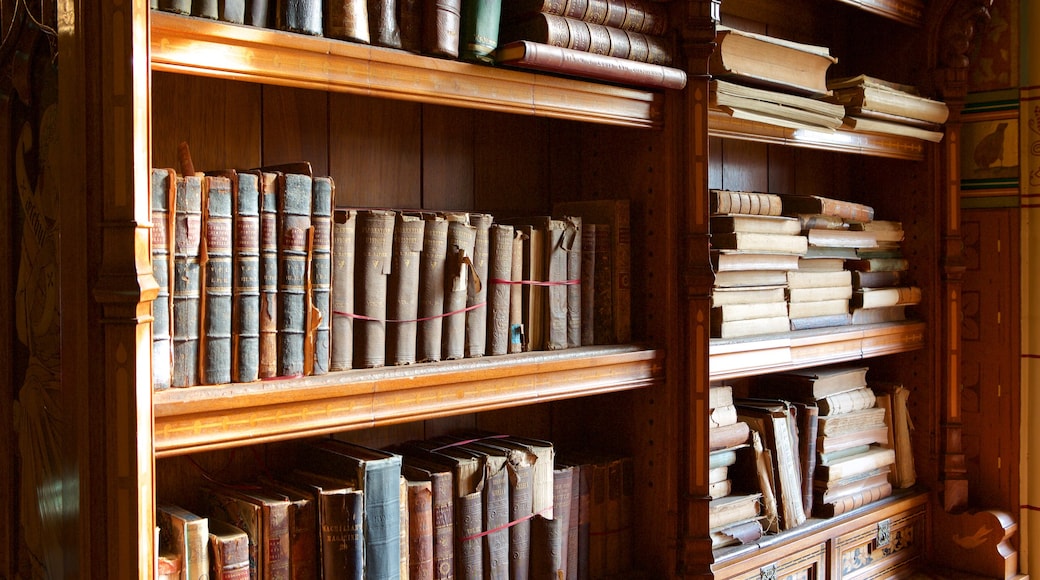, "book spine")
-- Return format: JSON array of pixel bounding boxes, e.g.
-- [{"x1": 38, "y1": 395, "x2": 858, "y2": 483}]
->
[
  {"x1": 282, "y1": 495, "x2": 318, "y2": 580},
  {"x1": 508, "y1": 229, "x2": 525, "y2": 353},
  {"x1": 442, "y1": 215, "x2": 476, "y2": 360},
  {"x1": 151, "y1": 168, "x2": 175, "y2": 390},
  {"x1": 320, "y1": 489, "x2": 365, "y2": 579},
  {"x1": 579, "y1": 223, "x2": 595, "y2": 346},
  {"x1": 483, "y1": 463, "x2": 510, "y2": 580},
  {"x1": 429, "y1": 472, "x2": 455, "y2": 580},
  {"x1": 794, "y1": 402, "x2": 820, "y2": 516},
  {"x1": 400, "y1": 476, "x2": 409, "y2": 578},
  {"x1": 554, "y1": 466, "x2": 575, "y2": 576},
  {"x1": 486, "y1": 224, "x2": 514, "y2": 356},
  {"x1": 459, "y1": 0, "x2": 502, "y2": 63},
  {"x1": 592, "y1": 223, "x2": 612, "y2": 344},
  {"x1": 417, "y1": 215, "x2": 448, "y2": 362},
  {"x1": 258, "y1": 172, "x2": 280, "y2": 379},
  {"x1": 218, "y1": 0, "x2": 246, "y2": 23},
  {"x1": 408, "y1": 480, "x2": 435, "y2": 580},
  {"x1": 465, "y1": 213, "x2": 493, "y2": 358},
  {"x1": 330, "y1": 209, "x2": 358, "y2": 371},
  {"x1": 529, "y1": 515, "x2": 566, "y2": 579},
  {"x1": 500, "y1": 12, "x2": 673, "y2": 65},
  {"x1": 310, "y1": 177, "x2": 334, "y2": 375},
  {"x1": 612, "y1": 204, "x2": 632, "y2": 343},
  {"x1": 387, "y1": 213, "x2": 426, "y2": 366},
  {"x1": 276, "y1": 0, "x2": 323, "y2": 35},
  {"x1": 546, "y1": 218, "x2": 570, "y2": 350},
  {"x1": 192, "y1": 0, "x2": 218, "y2": 18},
  {"x1": 368, "y1": 0, "x2": 403, "y2": 47},
  {"x1": 233, "y1": 172, "x2": 261, "y2": 383},
  {"x1": 564, "y1": 216, "x2": 582, "y2": 349},
  {"x1": 369, "y1": 457, "x2": 404, "y2": 580},
  {"x1": 456, "y1": 491, "x2": 484, "y2": 580},
  {"x1": 244, "y1": 0, "x2": 270, "y2": 26},
  {"x1": 262, "y1": 503, "x2": 292, "y2": 580},
  {"x1": 813, "y1": 481, "x2": 893, "y2": 518},
  {"x1": 158, "y1": 0, "x2": 192, "y2": 14},
  {"x1": 422, "y1": 0, "x2": 462, "y2": 58},
  {"x1": 354, "y1": 209, "x2": 397, "y2": 369},
  {"x1": 278, "y1": 173, "x2": 313, "y2": 378},
  {"x1": 398, "y1": 0, "x2": 423, "y2": 53},
  {"x1": 507, "y1": 462, "x2": 533, "y2": 580},
  {"x1": 172, "y1": 175, "x2": 203, "y2": 387}
]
